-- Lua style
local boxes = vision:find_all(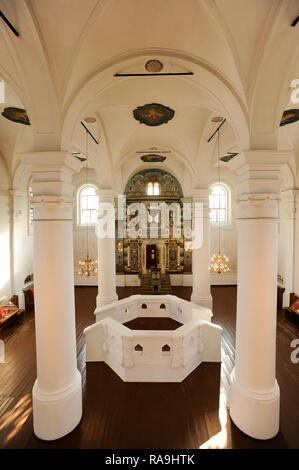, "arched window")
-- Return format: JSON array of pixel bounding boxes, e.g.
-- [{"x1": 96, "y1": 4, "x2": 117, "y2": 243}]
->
[
  {"x1": 28, "y1": 186, "x2": 34, "y2": 225},
  {"x1": 147, "y1": 182, "x2": 160, "y2": 196},
  {"x1": 78, "y1": 185, "x2": 98, "y2": 225},
  {"x1": 209, "y1": 184, "x2": 228, "y2": 223}
]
